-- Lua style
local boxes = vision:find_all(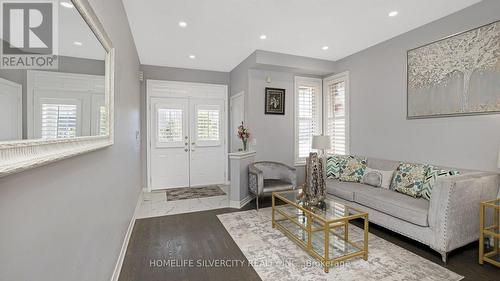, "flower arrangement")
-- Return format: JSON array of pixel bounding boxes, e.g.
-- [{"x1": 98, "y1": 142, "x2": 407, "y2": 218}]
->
[{"x1": 237, "y1": 122, "x2": 250, "y2": 151}]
